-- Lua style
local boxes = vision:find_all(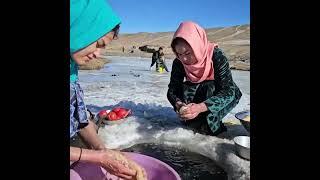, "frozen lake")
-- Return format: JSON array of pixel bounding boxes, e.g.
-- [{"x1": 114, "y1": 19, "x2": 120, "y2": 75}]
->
[{"x1": 78, "y1": 56, "x2": 250, "y2": 179}]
